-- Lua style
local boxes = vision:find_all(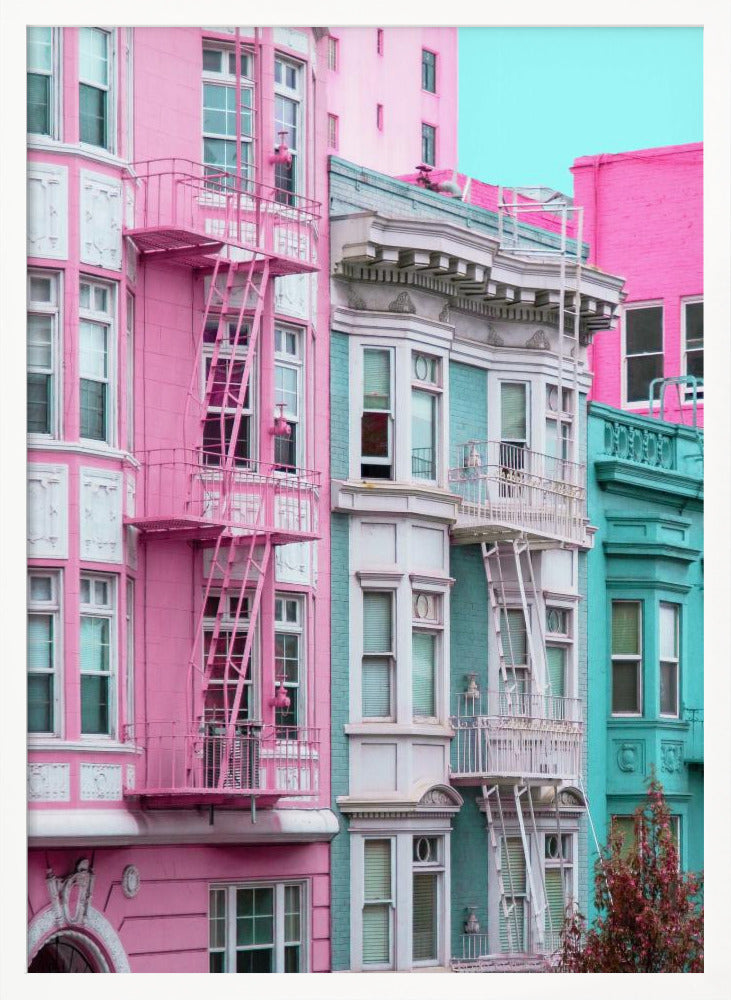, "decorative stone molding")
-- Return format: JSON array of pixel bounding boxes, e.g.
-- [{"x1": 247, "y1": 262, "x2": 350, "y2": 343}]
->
[
  {"x1": 80, "y1": 170, "x2": 123, "y2": 270},
  {"x1": 27, "y1": 162, "x2": 68, "y2": 259},
  {"x1": 80, "y1": 467, "x2": 123, "y2": 563},
  {"x1": 616, "y1": 741, "x2": 641, "y2": 773},
  {"x1": 80, "y1": 763, "x2": 123, "y2": 801},
  {"x1": 28, "y1": 904, "x2": 131, "y2": 973},
  {"x1": 121, "y1": 865, "x2": 141, "y2": 899},
  {"x1": 125, "y1": 474, "x2": 136, "y2": 517},
  {"x1": 28, "y1": 464, "x2": 68, "y2": 558},
  {"x1": 485, "y1": 324, "x2": 504, "y2": 347},
  {"x1": 388, "y1": 290, "x2": 416, "y2": 313},
  {"x1": 439, "y1": 301, "x2": 451, "y2": 324},
  {"x1": 275, "y1": 541, "x2": 313, "y2": 585},
  {"x1": 525, "y1": 328, "x2": 550, "y2": 350},
  {"x1": 602, "y1": 417, "x2": 675, "y2": 470},
  {"x1": 47, "y1": 859, "x2": 95, "y2": 927},
  {"x1": 27, "y1": 763, "x2": 70, "y2": 802},
  {"x1": 661, "y1": 741, "x2": 683, "y2": 774},
  {"x1": 125, "y1": 764, "x2": 136, "y2": 791},
  {"x1": 347, "y1": 287, "x2": 368, "y2": 310}
]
